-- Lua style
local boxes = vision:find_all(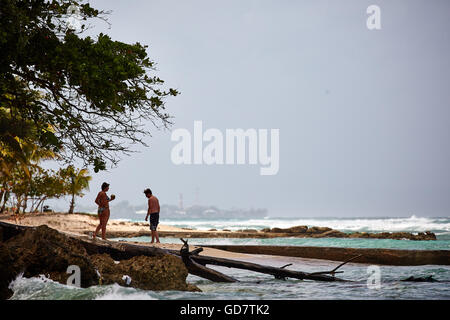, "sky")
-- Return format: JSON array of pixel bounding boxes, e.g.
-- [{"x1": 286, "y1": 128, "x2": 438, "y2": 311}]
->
[{"x1": 49, "y1": 0, "x2": 450, "y2": 217}]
